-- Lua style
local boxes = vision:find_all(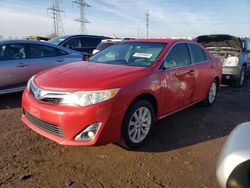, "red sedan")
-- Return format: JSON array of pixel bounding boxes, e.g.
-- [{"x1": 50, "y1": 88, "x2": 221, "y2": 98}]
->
[{"x1": 21, "y1": 39, "x2": 222, "y2": 149}]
